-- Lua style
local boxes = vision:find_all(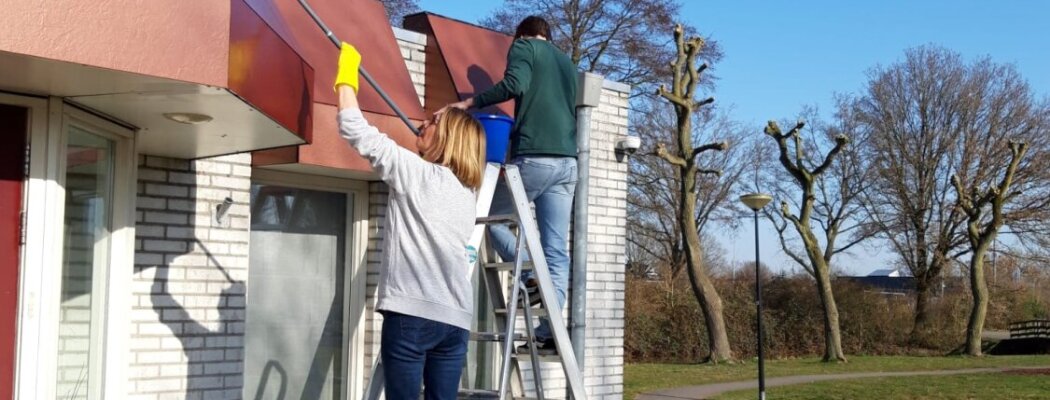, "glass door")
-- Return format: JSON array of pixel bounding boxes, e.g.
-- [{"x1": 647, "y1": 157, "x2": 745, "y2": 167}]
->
[
  {"x1": 245, "y1": 184, "x2": 353, "y2": 399},
  {"x1": 13, "y1": 98, "x2": 135, "y2": 400},
  {"x1": 55, "y1": 126, "x2": 115, "y2": 399}
]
